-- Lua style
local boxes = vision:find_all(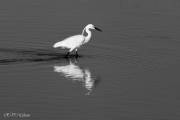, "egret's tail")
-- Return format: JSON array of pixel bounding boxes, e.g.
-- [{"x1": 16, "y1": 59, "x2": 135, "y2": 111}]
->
[
  {"x1": 53, "y1": 43, "x2": 59, "y2": 48},
  {"x1": 53, "y1": 41, "x2": 65, "y2": 48}
]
